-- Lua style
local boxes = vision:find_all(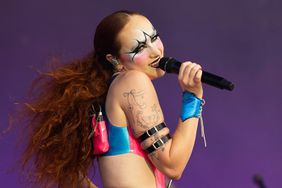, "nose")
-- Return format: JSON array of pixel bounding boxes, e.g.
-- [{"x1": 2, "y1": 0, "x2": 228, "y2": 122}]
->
[{"x1": 148, "y1": 42, "x2": 161, "y2": 58}]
